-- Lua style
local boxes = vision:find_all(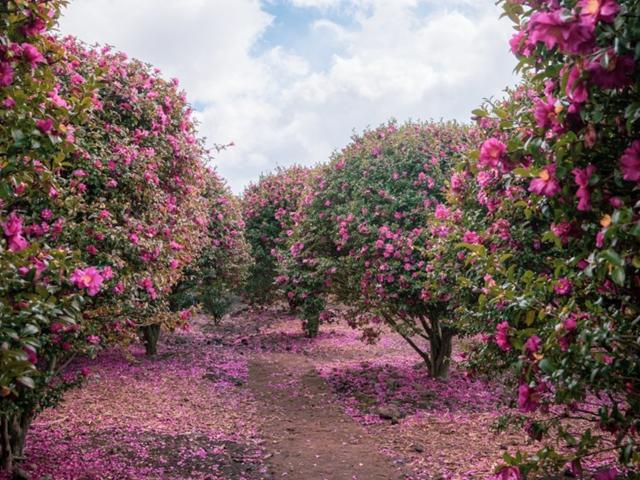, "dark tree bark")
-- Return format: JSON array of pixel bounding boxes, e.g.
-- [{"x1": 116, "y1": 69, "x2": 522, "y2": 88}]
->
[
  {"x1": 141, "y1": 324, "x2": 161, "y2": 356},
  {"x1": 1, "y1": 411, "x2": 34, "y2": 478}
]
